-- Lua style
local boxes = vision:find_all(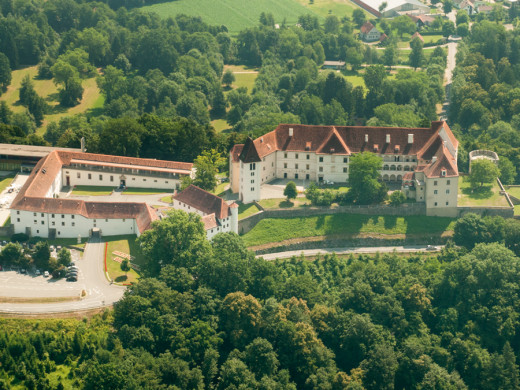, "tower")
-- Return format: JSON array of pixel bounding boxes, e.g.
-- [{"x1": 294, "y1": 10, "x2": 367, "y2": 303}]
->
[{"x1": 239, "y1": 137, "x2": 261, "y2": 203}]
